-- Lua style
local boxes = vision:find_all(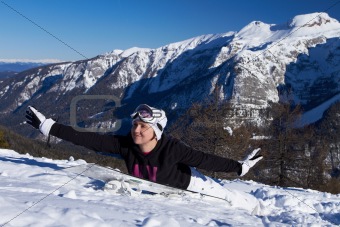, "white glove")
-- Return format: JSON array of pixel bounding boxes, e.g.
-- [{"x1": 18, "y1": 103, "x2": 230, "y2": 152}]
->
[
  {"x1": 26, "y1": 106, "x2": 55, "y2": 136},
  {"x1": 239, "y1": 148, "x2": 263, "y2": 177}
]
